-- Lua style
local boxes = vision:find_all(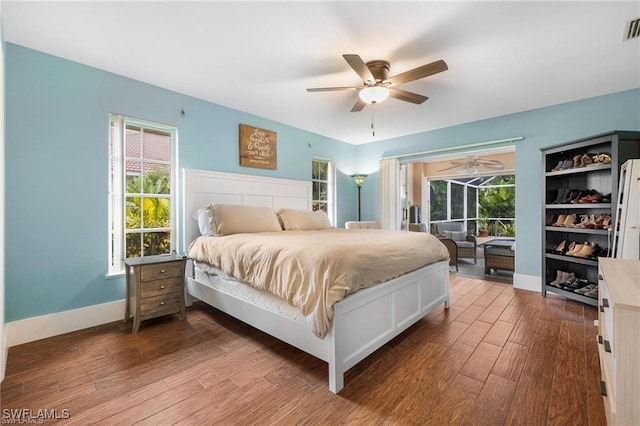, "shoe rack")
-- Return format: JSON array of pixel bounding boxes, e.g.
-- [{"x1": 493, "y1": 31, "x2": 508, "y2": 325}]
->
[
  {"x1": 541, "y1": 131, "x2": 640, "y2": 306},
  {"x1": 612, "y1": 159, "x2": 640, "y2": 259}
]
